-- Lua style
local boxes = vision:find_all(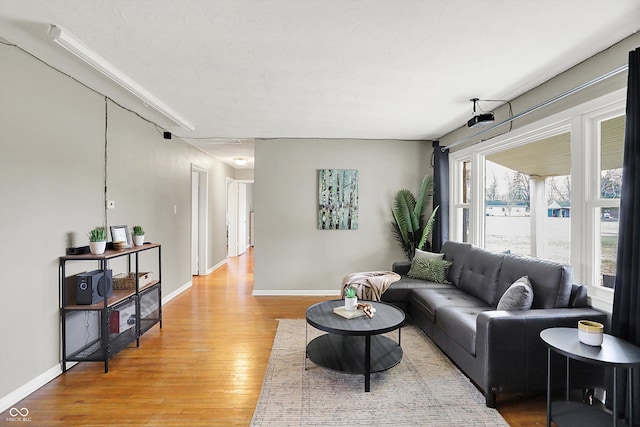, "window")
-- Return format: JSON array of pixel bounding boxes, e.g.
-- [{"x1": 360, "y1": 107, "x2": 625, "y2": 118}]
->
[
  {"x1": 452, "y1": 160, "x2": 471, "y2": 242},
  {"x1": 484, "y1": 159, "x2": 531, "y2": 256},
  {"x1": 544, "y1": 173, "x2": 571, "y2": 264},
  {"x1": 449, "y1": 89, "x2": 626, "y2": 310},
  {"x1": 484, "y1": 132, "x2": 571, "y2": 262},
  {"x1": 596, "y1": 114, "x2": 624, "y2": 288}
]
